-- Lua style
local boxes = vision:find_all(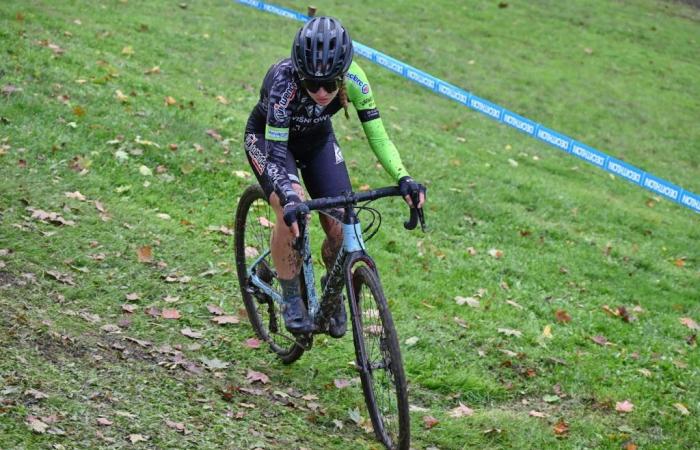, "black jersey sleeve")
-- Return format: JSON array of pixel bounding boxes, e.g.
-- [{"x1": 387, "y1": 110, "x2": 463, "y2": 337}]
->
[{"x1": 263, "y1": 65, "x2": 300, "y2": 205}]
